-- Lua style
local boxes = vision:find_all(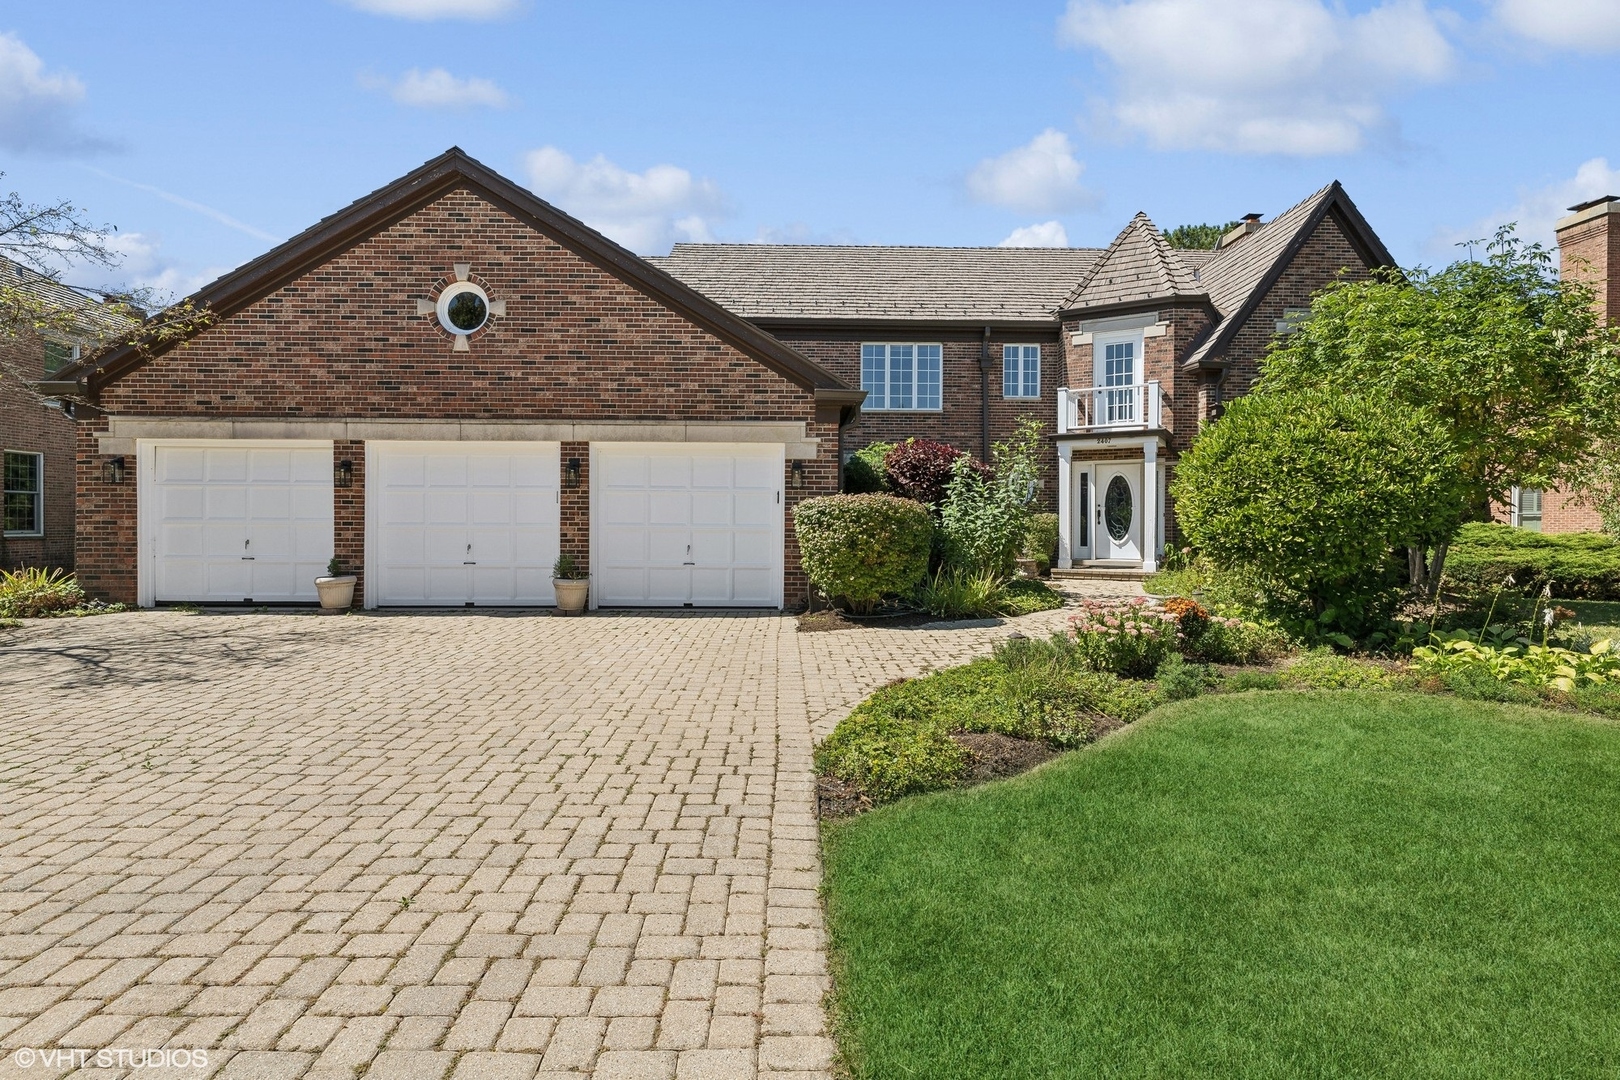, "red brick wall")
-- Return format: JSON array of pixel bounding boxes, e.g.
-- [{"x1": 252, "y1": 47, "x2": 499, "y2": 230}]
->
[
  {"x1": 774, "y1": 329, "x2": 1061, "y2": 508},
  {"x1": 74, "y1": 412, "x2": 134, "y2": 603},
  {"x1": 333, "y1": 440, "x2": 364, "y2": 605},
  {"x1": 560, "y1": 439, "x2": 589, "y2": 574},
  {"x1": 1558, "y1": 207, "x2": 1620, "y2": 328},
  {"x1": 1, "y1": 332, "x2": 77, "y2": 570},
  {"x1": 79, "y1": 188, "x2": 831, "y2": 605},
  {"x1": 1060, "y1": 304, "x2": 1213, "y2": 456}
]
